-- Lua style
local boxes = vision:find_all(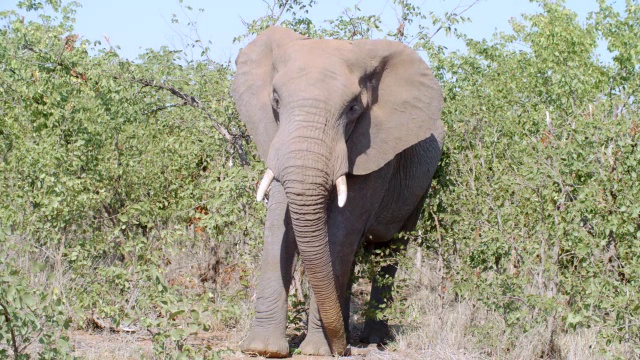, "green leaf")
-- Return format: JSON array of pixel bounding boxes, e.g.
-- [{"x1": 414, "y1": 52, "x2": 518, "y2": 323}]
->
[
  {"x1": 169, "y1": 328, "x2": 185, "y2": 341},
  {"x1": 22, "y1": 293, "x2": 36, "y2": 307},
  {"x1": 190, "y1": 309, "x2": 199, "y2": 321}
]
